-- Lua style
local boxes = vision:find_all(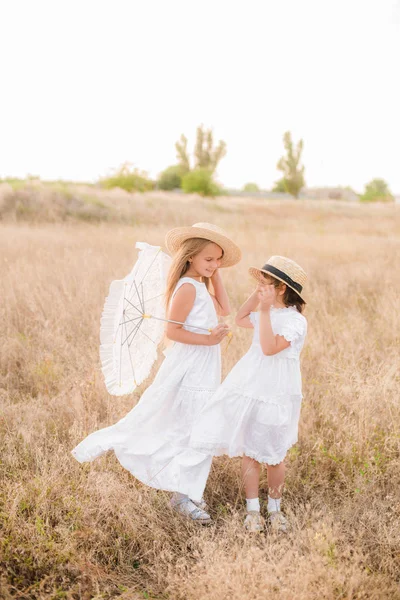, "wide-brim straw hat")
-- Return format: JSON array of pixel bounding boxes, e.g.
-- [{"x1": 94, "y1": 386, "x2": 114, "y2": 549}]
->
[
  {"x1": 165, "y1": 222, "x2": 241, "y2": 268},
  {"x1": 249, "y1": 256, "x2": 307, "y2": 301}
]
